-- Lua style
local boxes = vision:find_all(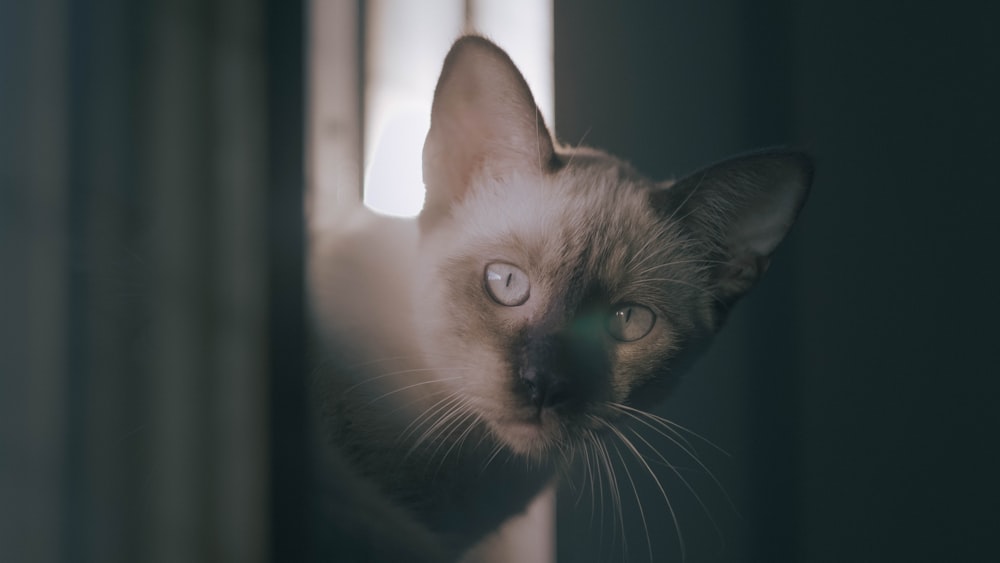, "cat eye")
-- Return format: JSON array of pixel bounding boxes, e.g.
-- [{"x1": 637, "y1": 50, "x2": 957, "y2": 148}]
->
[
  {"x1": 484, "y1": 262, "x2": 530, "y2": 306},
  {"x1": 607, "y1": 304, "x2": 655, "y2": 342}
]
